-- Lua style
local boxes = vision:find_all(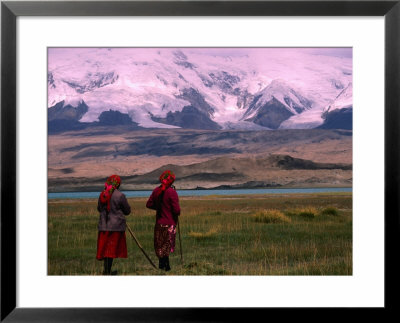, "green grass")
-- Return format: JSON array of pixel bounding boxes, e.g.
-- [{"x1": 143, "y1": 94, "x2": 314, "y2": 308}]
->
[
  {"x1": 48, "y1": 193, "x2": 352, "y2": 276},
  {"x1": 320, "y1": 207, "x2": 340, "y2": 216}
]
